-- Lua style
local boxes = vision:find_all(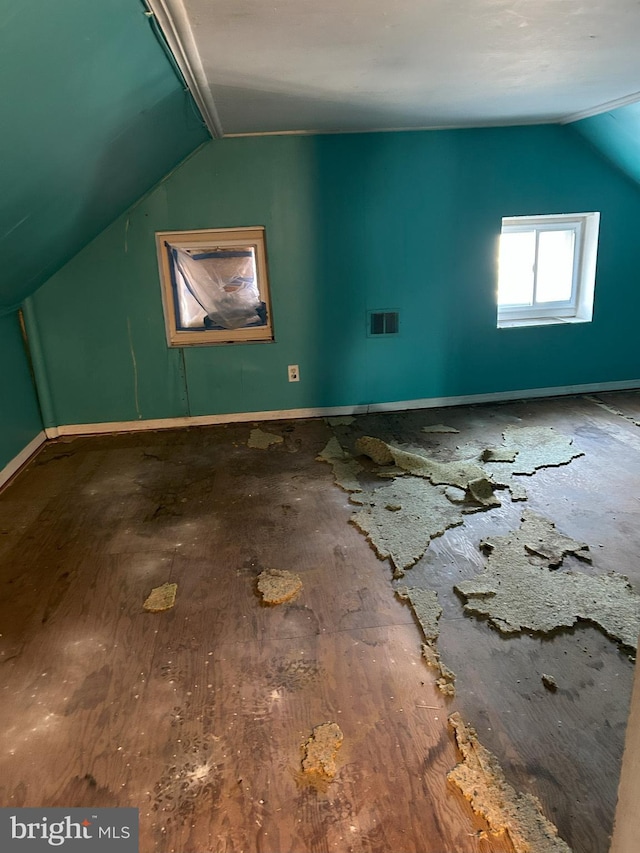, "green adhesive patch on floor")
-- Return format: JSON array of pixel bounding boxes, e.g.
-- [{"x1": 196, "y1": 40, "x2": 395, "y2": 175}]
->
[
  {"x1": 325, "y1": 415, "x2": 356, "y2": 426},
  {"x1": 317, "y1": 436, "x2": 345, "y2": 462},
  {"x1": 396, "y1": 587, "x2": 442, "y2": 640},
  {"x1": 248, "y1": 428, "x2": 284, "y2": 449},
  {"x1": 390, "y1": 446, "x2": 489, "y2": 490},
  {"x1": 498, "y1": 425, "x2": 583, "y2": 475},
  {"x1": 143, "y1": 582, "x2": 178, "y2": 613},
  {"x1": 256, "y1": 569, "x2": 303, "y2": 605},
  {"x1": 317, "y1": 437, "x2": 363, "y2": 493},
  {"x1": 448, "y1": 712, "x2": 572, "y2": 853},
  {"x1": 395, "y1": 587, "x2": 456, "y2": 695},
  {"x1": 456, "y1": 511, "x2": 640, "y2": 649},
  {"x1": 421, "y1": 424, "x2": 460, "y2": 434},
  {"x1": 351, "y1": 478, "x2": 464, "y2": 577},
  {"x1": 356, "y1": 437, "x2": 500, "y2": 507},
  {"x1": 481, "y1": 447, "x2": 518, "y2": 463},
  {"x1": 477, "y1": 425, "x2": 583, "y2": 501},
  {"x1": 467, "y1": 476, "x2": 501, "y2": 509},
  {"x1": 587, "y1": 395, "x2": 640, "y2": 428},
  {"x1": 302, "y1": 722, "x2": 343, "y2": 780},
  {"x1": 422, "y1": 643, "x2": 456, "y2": 696},
  {"x1": 355, "y1": 435, "x2": 394, "y2": 465}
]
